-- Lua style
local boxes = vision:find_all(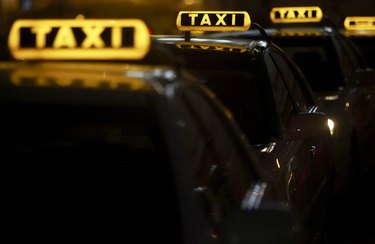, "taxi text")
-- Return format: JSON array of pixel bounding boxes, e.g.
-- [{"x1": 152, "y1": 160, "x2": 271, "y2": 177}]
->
[
  {"x1": 177, "y1": 11, "x2": 251, "y2": 32},
  {"x1": 8, "y1": 19, "x2": 150, "y2": 60}
]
